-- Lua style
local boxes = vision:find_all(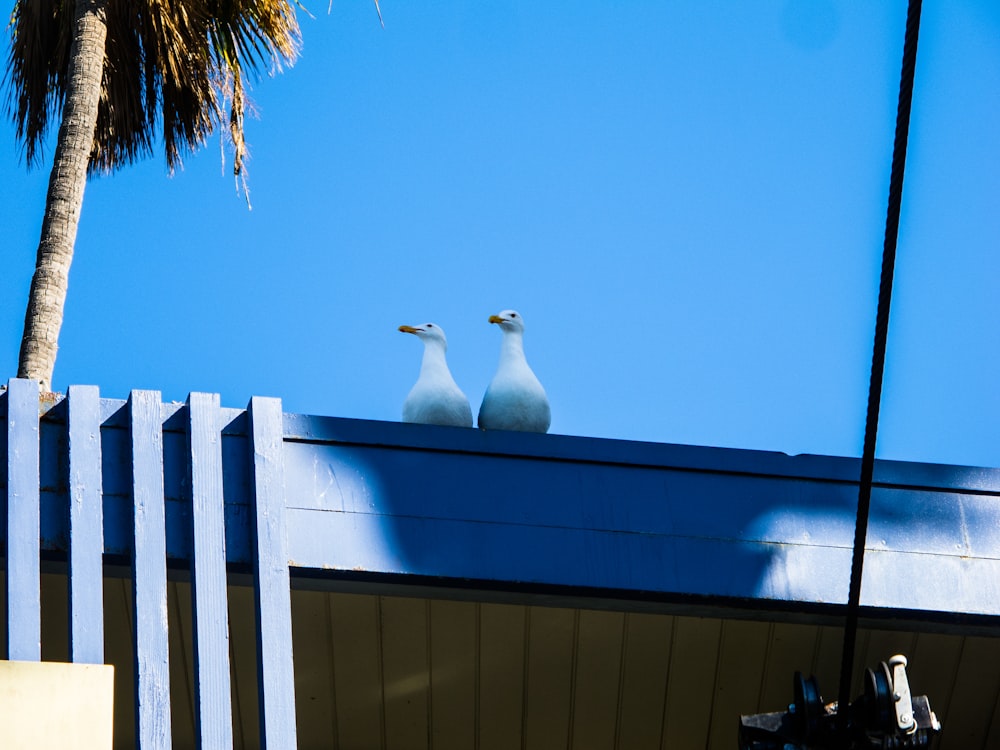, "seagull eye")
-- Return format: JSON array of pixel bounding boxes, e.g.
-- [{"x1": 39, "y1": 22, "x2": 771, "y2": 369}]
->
[
  {"x1": 510, "y1": 313, "x2": 517, "y2": 318},
  {"x1": 426, "y1": 324, "x2": 434, "y2": 328}
]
